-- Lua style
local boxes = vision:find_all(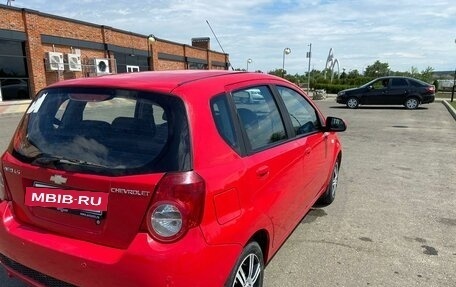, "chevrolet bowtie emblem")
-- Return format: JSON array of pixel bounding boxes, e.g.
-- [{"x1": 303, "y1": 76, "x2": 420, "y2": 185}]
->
[{"x1": 50, "y1": 175, "x2": 67, "y2": 185}]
